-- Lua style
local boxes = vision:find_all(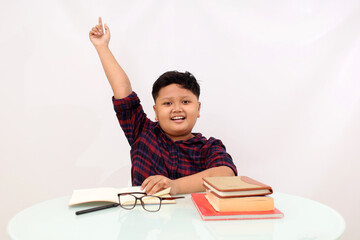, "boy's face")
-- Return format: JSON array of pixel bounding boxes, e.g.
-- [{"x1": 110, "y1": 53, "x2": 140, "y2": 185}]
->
[{"x1": 153, "y1": 84, "x2": 201, "y2": 142}]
